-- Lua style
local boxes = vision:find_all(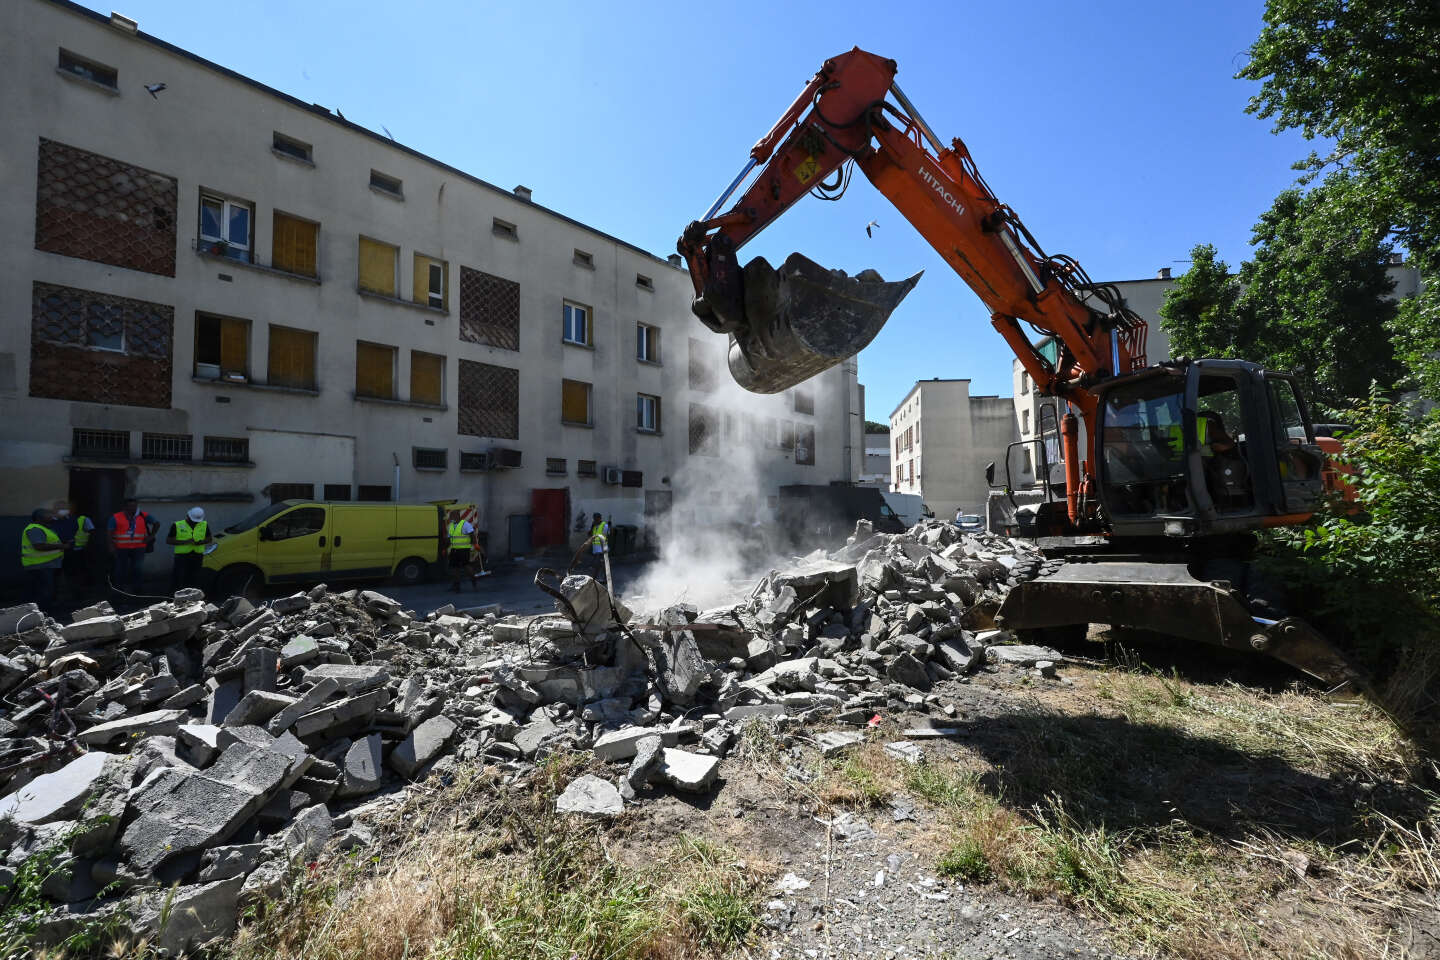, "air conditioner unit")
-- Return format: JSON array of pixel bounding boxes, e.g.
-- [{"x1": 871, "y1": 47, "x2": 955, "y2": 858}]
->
[
  {"x1": 489, "y1": 447, "x2": 522, "y2": 469},
  {"x1": 603, "y1": 466, "x2": 623, "y2": 485}
]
